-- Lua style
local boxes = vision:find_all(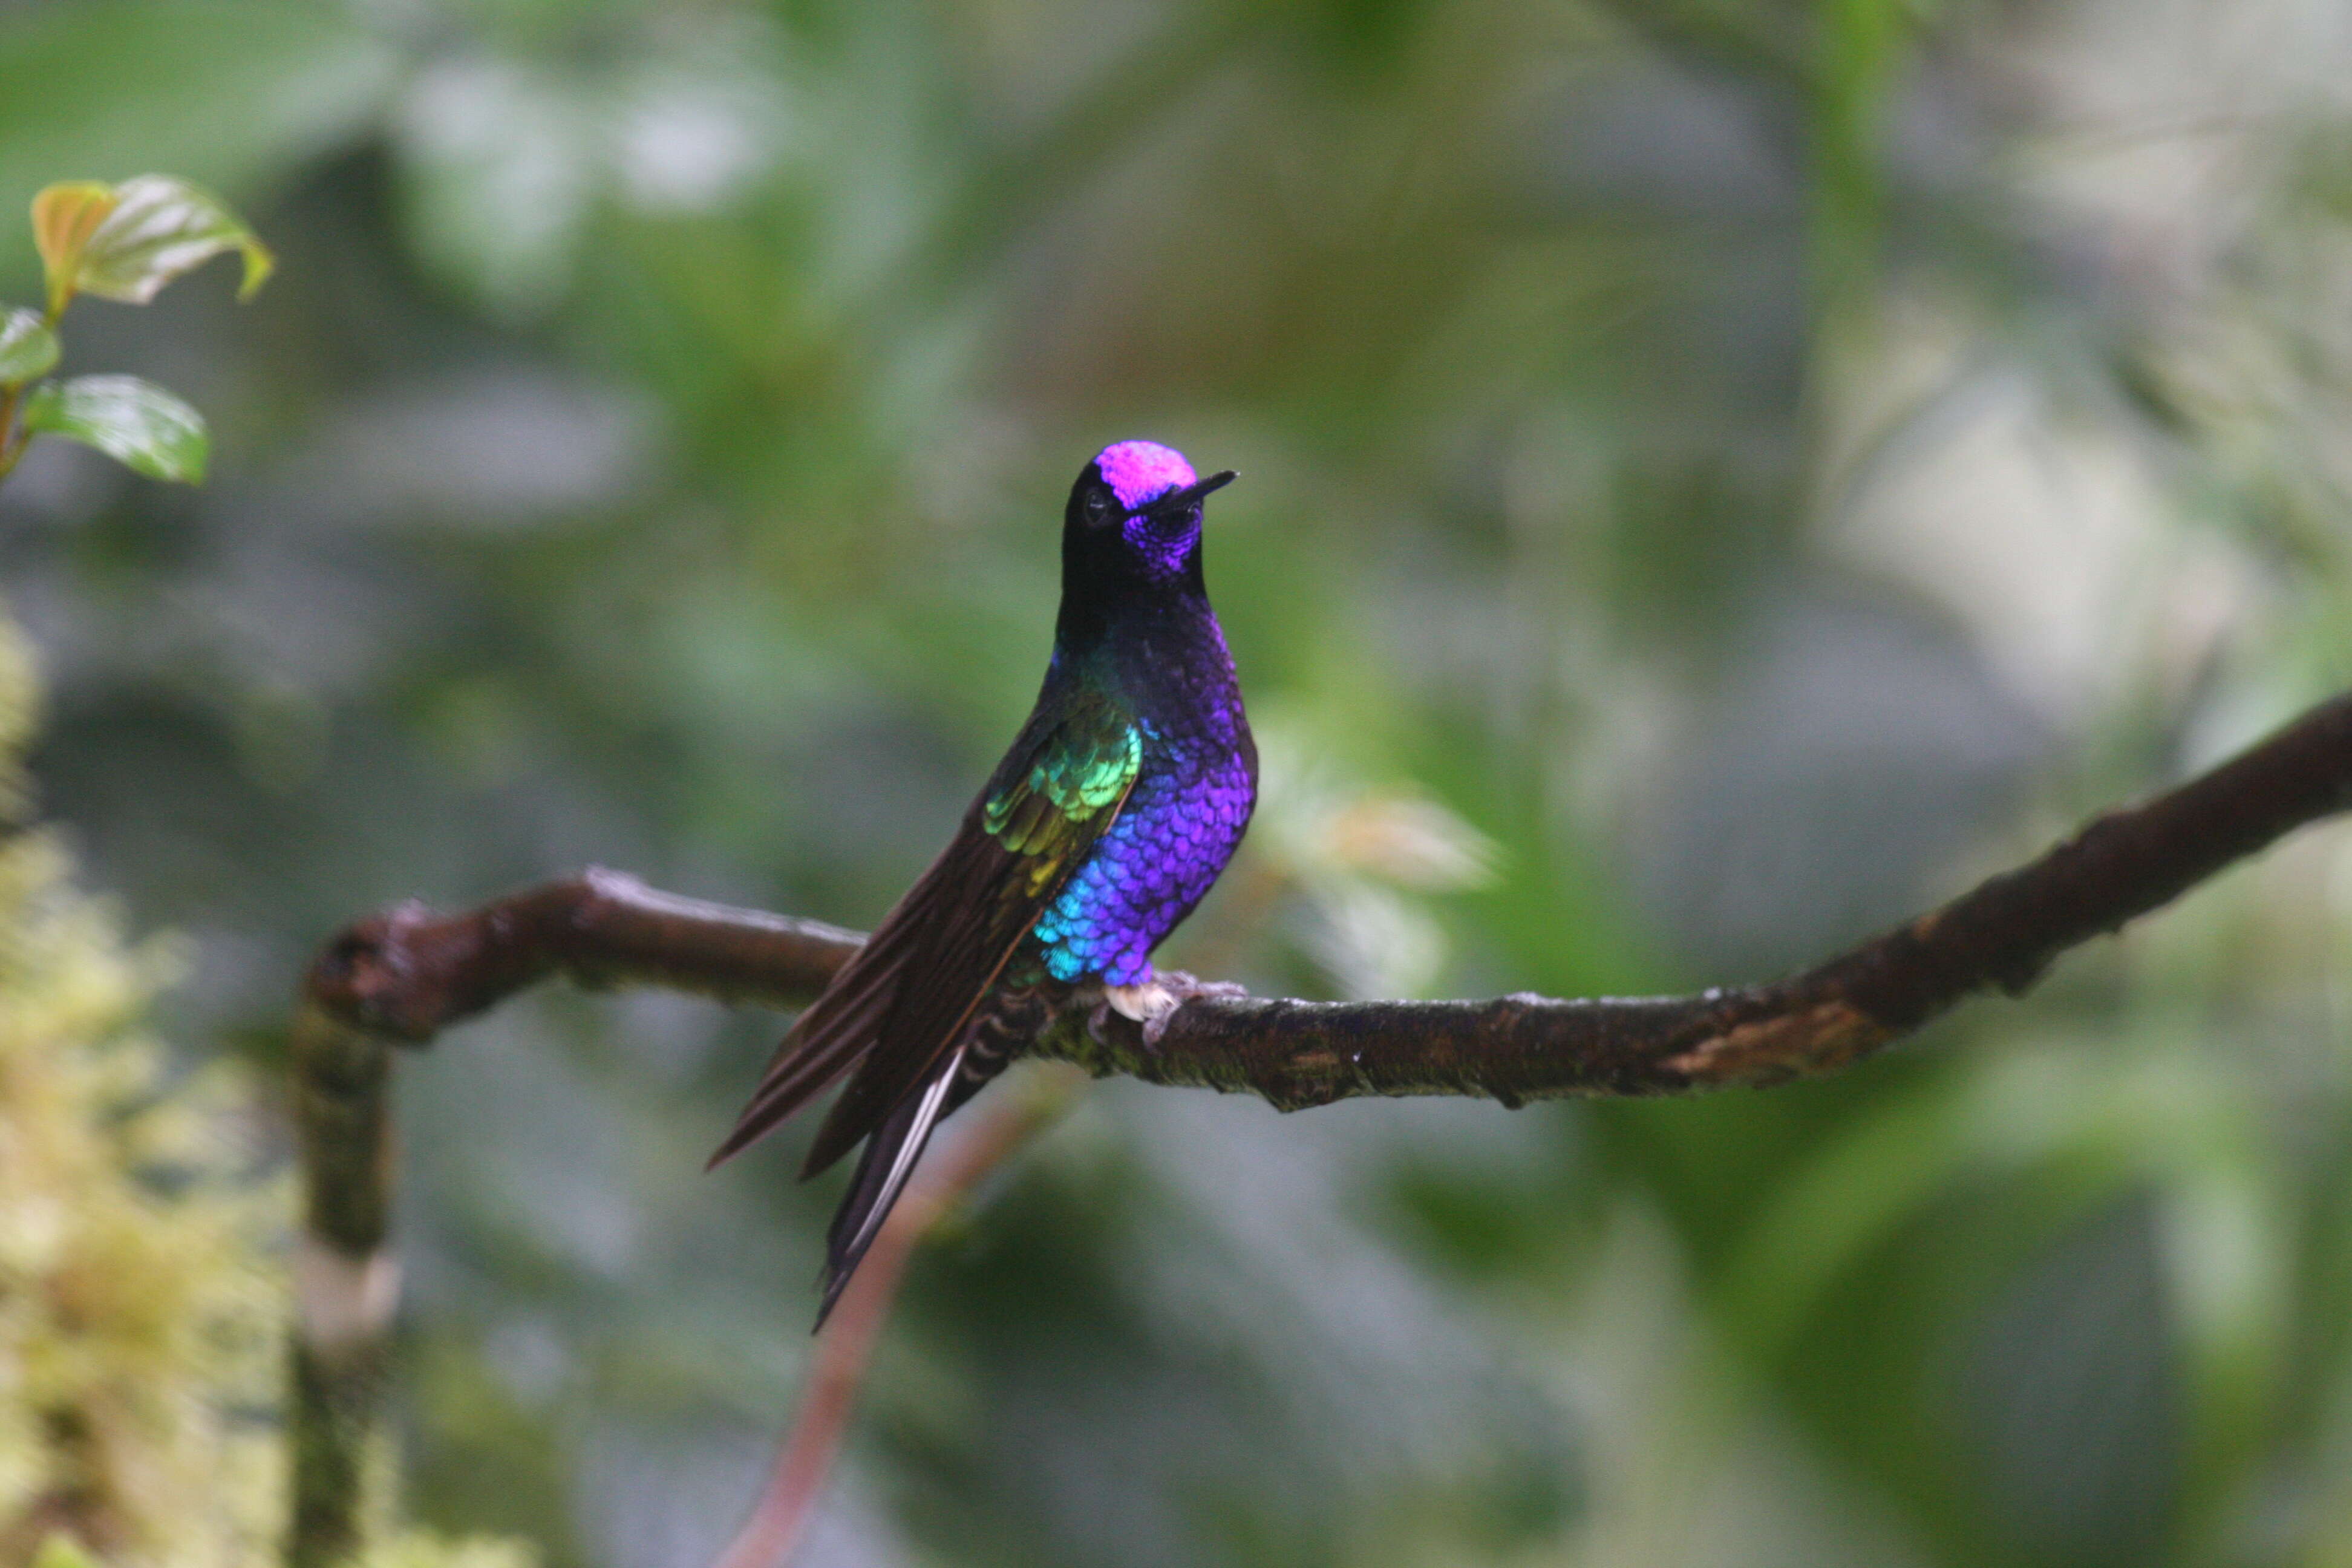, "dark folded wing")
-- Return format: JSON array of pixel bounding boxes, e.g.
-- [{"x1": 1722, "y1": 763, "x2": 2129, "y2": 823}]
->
[
  {"x1": 797, "y1": 693, "x2": 1140, "y2": 1176},
  {"x1": 703, "y1": 848, "x2": 955, "y2": 1168},
  {"x1": 708, "y1": 687, "x2": 1138, "y2": 1174}
]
